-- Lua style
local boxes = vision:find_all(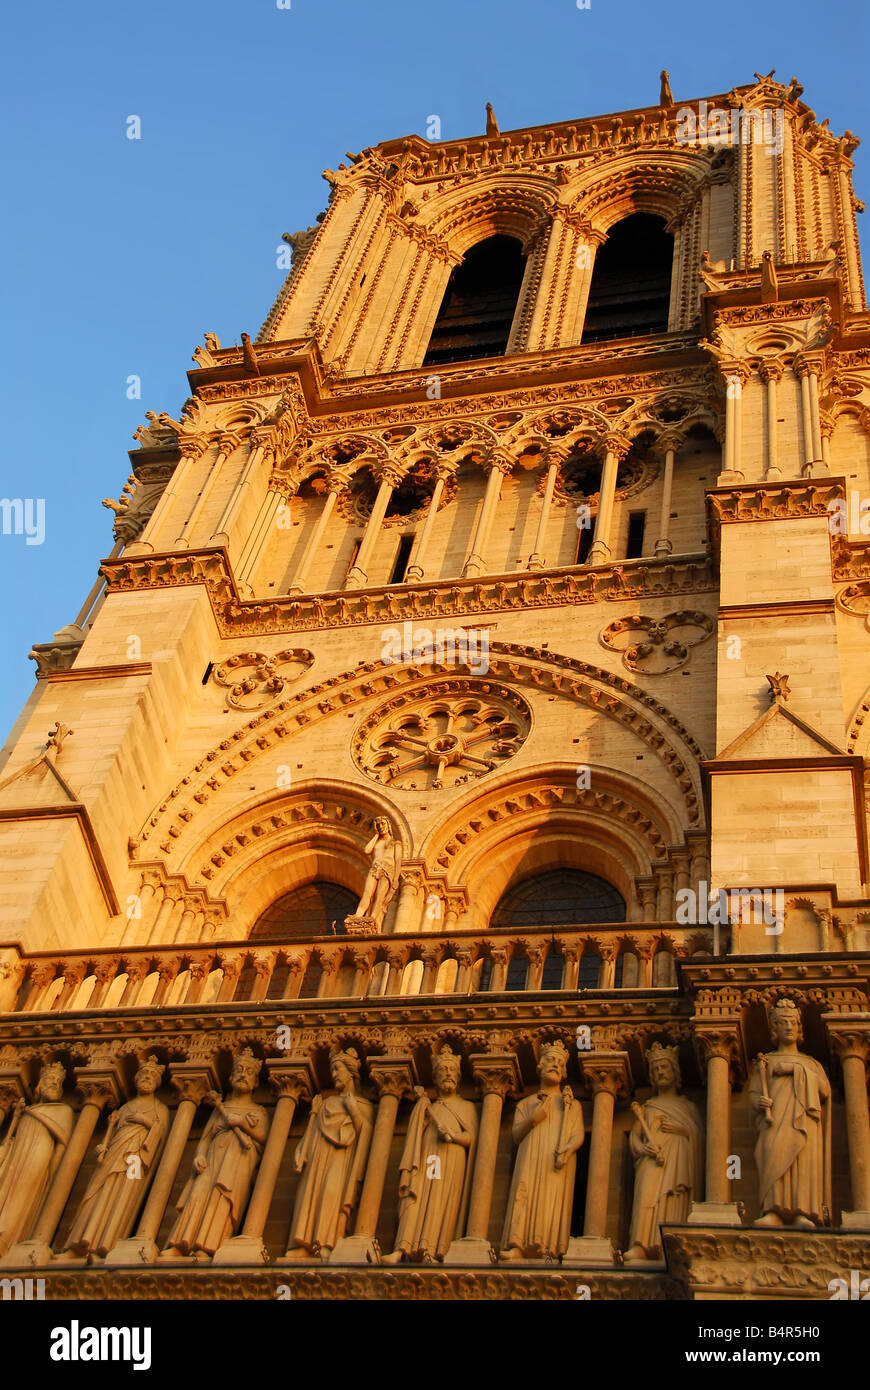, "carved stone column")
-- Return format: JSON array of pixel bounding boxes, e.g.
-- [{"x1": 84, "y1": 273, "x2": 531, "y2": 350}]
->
[
  {"x1": 588, "y1": 434, "x2": 630, "y2": 565},
  {"x1": 562, "y1": 940, "x2": 581, "y2": 991},
  {"x1": 9, "y1": 1058, "x2": 123, "y2": 1265},
  {"x1": 445, "y1": 1052, "x2": 521, "y2": 1265},
  {"x1": 463, "y1": 454, "x2": 511, "y2": 578},
  {"x1": 759, "y1": 361, "x2": 783, "y2": 480},
  {"x1": 287, "y1": 470, "x2": 348, "y2": 595},
  {"x1": 654, "y1": 431, "x2": 680, "y2": 557},
  {"x1": 174, "y1": 432, "x2": 240, "y2": 548},
  {"x1": 213, "y1": 1059, "x2": 316, "y2": 1265},
  {"x1": 392, "y1": 869, "x2": 424, "y2": 935},
  {"x1": 716, "y1": 362, "x2": 749, "y2": 484},
  {"x1": 795, "y1": 353, "x2": 826, "y2": 475},
  {"x1": 454, "y1": 946, "x2": 475, "y2": 994},
  {"x1": 566, "y1": 1052, "x2": 629, "y2": 1265},
  {"x1": 405, "y1": 465, "x2": 450, "y2": 581},
  {"x1": 330, "y1": 1057, "x2": 415, "y2": 1263},
  {"x1": 126, "y1": 436, "x2": 207, "y2": 556},
  {"x1": 106, "y1": 1053, "x2": 219, "y2": 1265},
  {"x1": 236, "y1": 485, "x2": 288, "y2": 596},
  {"x1": 526, "y1": 455, "x2": 560, "y2": 570},
  {"x1": 345, "y1": 466, "x2": 400, "y2": 589},
  {"x1": 687, "y1": 1022, "x2": 742, "y2": 1226},
  {"x1": 489, "y1": 946, "x2": 509, "y2": 993},
  {"x1": 351, "y1": 947, "x2": 375, "y2": 997},
  {"x1": 419, "y1": 945, "x2": 442, "y2": 994},
  {"x1": 824, "y1": 1015, "x2": 870, "y2": 1228},
  {"x1": 208, "y1": 426, "x2": 273, "y2": 547}
]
